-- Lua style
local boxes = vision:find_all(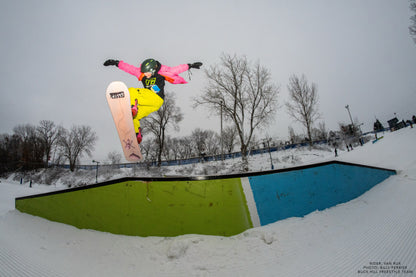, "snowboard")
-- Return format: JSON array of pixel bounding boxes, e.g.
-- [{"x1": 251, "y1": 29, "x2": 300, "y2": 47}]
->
[
  {"x1": 106, "y1": 81, "x2": 143, "y2": 162},
  {"x1": 372, "y1": 136, "x2": 384, "y2": 144}
]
